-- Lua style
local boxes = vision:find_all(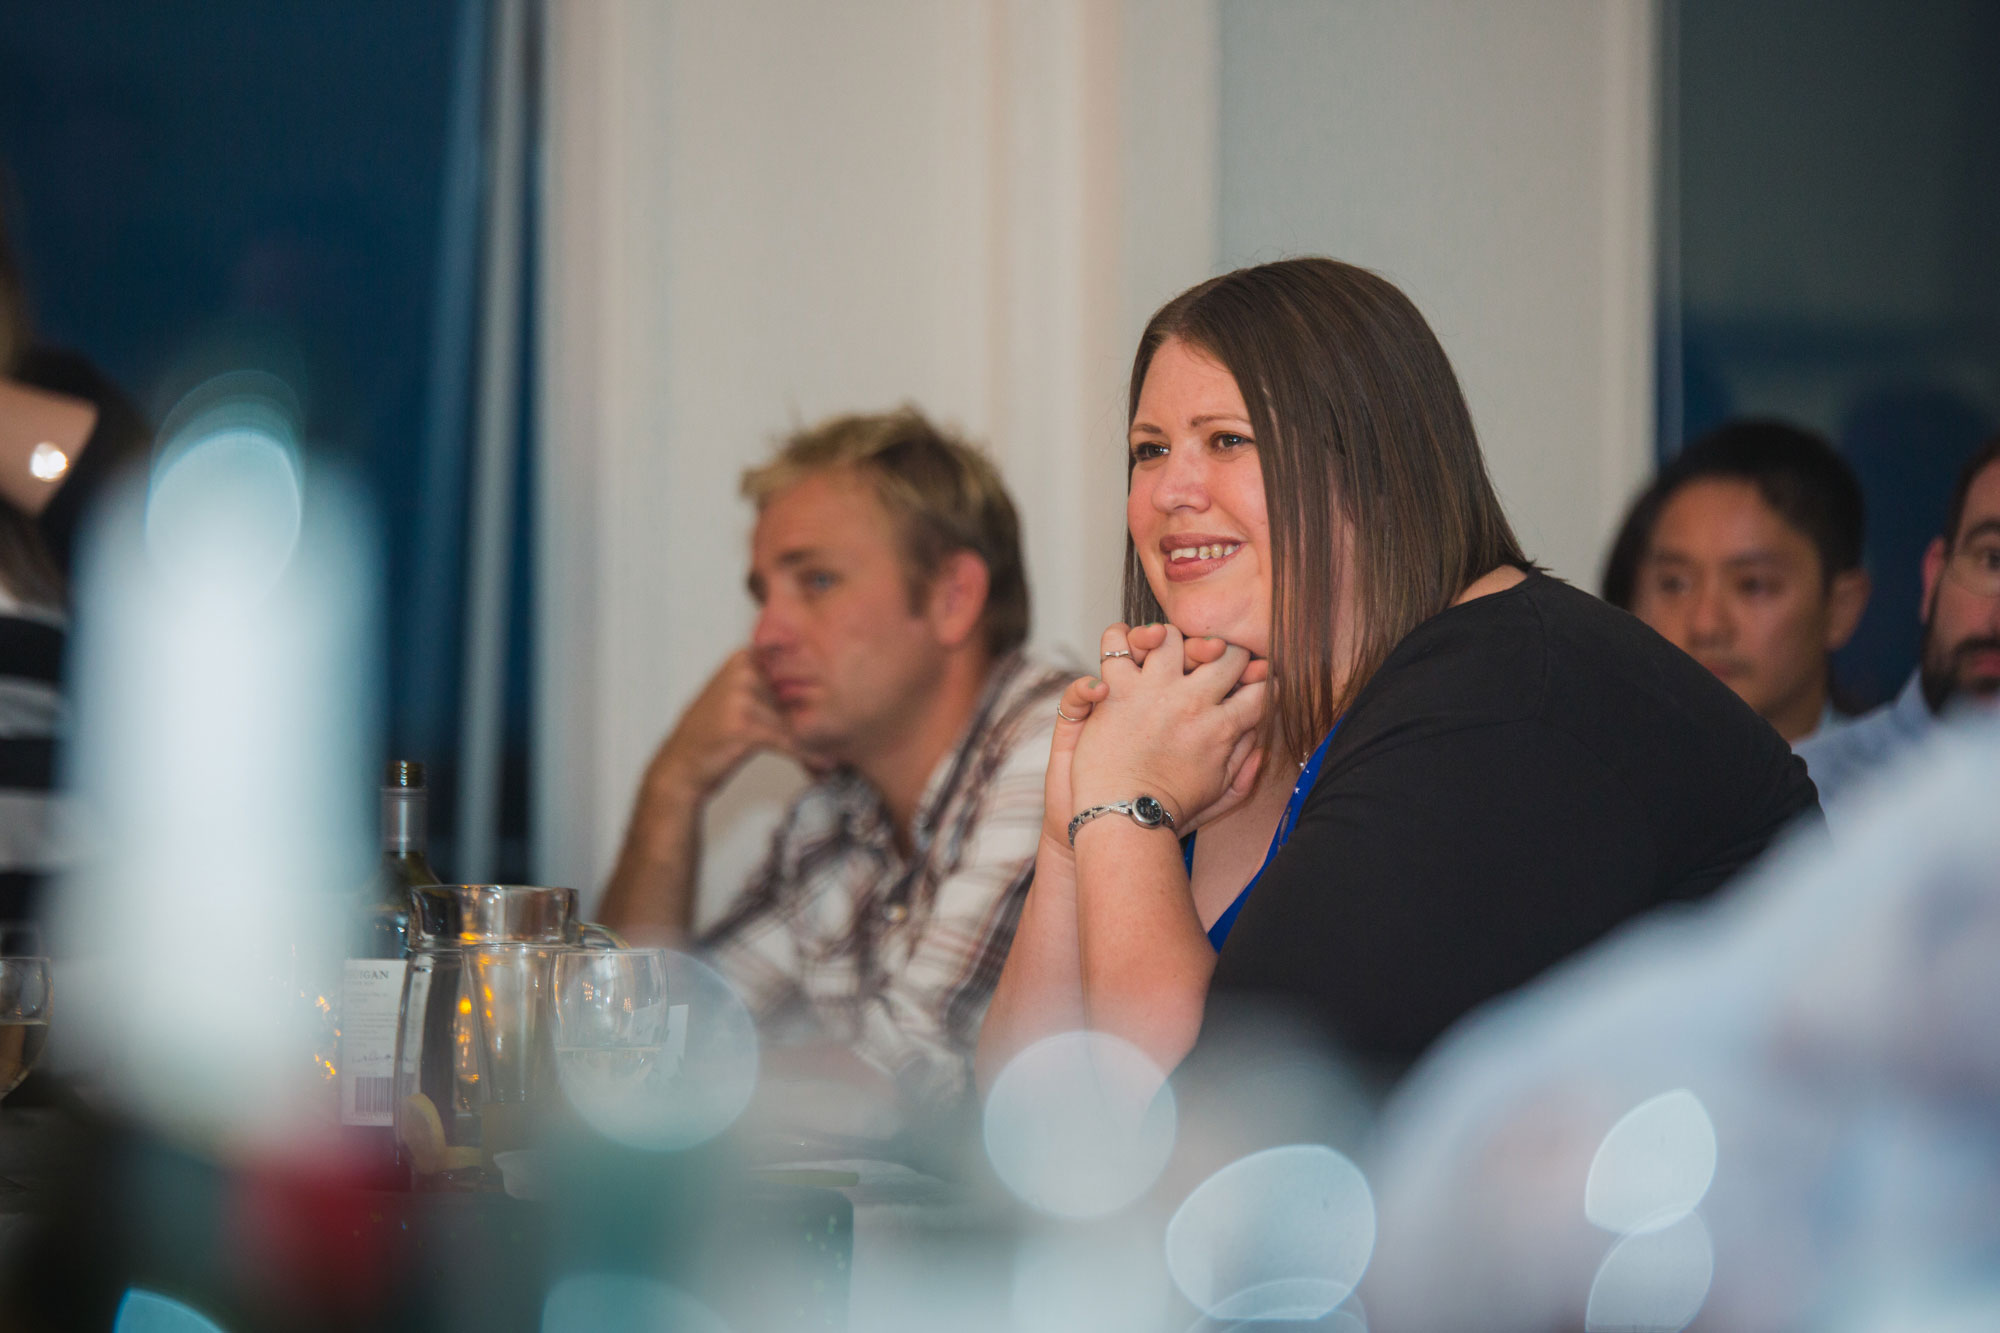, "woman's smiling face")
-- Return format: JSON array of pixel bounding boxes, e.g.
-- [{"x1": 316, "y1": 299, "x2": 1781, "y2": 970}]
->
[{"x1": 1127, "y1": 337, "x2": 1273, "y2": 656}]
